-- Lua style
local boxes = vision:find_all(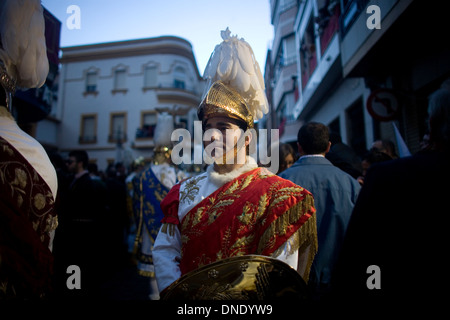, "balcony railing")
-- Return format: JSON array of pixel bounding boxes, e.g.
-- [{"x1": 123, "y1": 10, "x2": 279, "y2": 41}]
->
[
  {"x1": 142, "y1": 81, "x2": 198, "y2": 95},
  {"x1": 135, "y1": 124, "x2": 156, "y2": 139},
  {"x1": 108, "y1": 133, "x2": 127, "y2": 143},
  {"x1": 319, "y1": 5, "x2": 340, "y2": 53},
  {"x1": 79, "y1": 135, "x2": 97, "y2": 144}
]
